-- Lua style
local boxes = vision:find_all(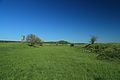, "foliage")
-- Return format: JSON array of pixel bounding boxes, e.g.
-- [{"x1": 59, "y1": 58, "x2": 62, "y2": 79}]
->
[
  {"x1": 26, "y1": 34, "x2": 42, "y2": 46},
  {"x1": 85, "y1": 43, "x2": 120, "y2": 60},
  {"x1": 97, "y1": 47, "x2": 120, "y2": 60},
  {"x1": 70, "y1": 43, "x2": 74, "y2": 47},
  {"x1": 90, "y1": 36, "x2": 97, "y2": 44}
]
